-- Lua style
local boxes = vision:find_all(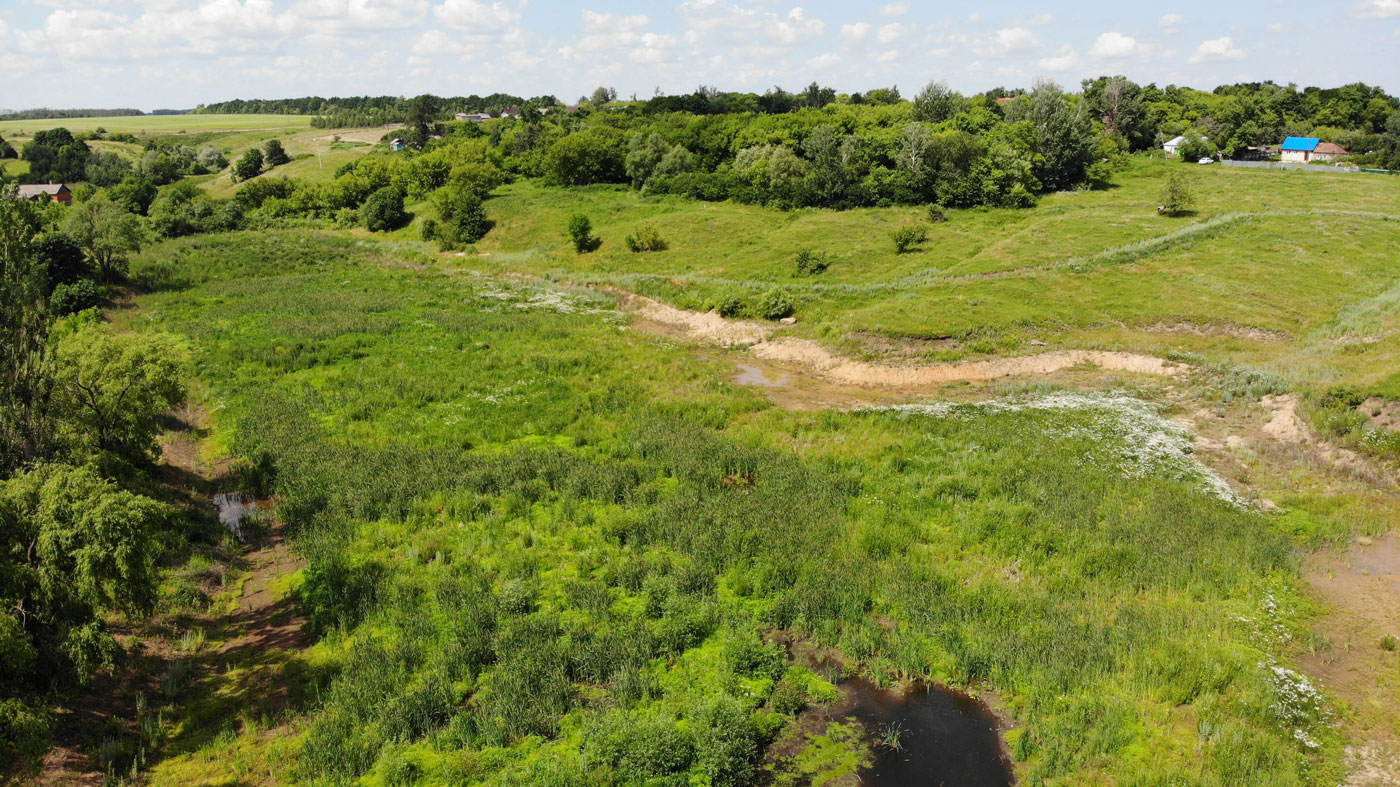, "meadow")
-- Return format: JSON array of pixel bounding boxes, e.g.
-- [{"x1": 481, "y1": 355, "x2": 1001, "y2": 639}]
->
[
  {"x1": 93, "y1": 224, "x2": 1373, "y2": 785},
  {"x1": 456, "y1": 159, "x2": 1400, "y2": 395},
  {"x1": 0, "y1": 113, "x2": 312, "y2": 138}
]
